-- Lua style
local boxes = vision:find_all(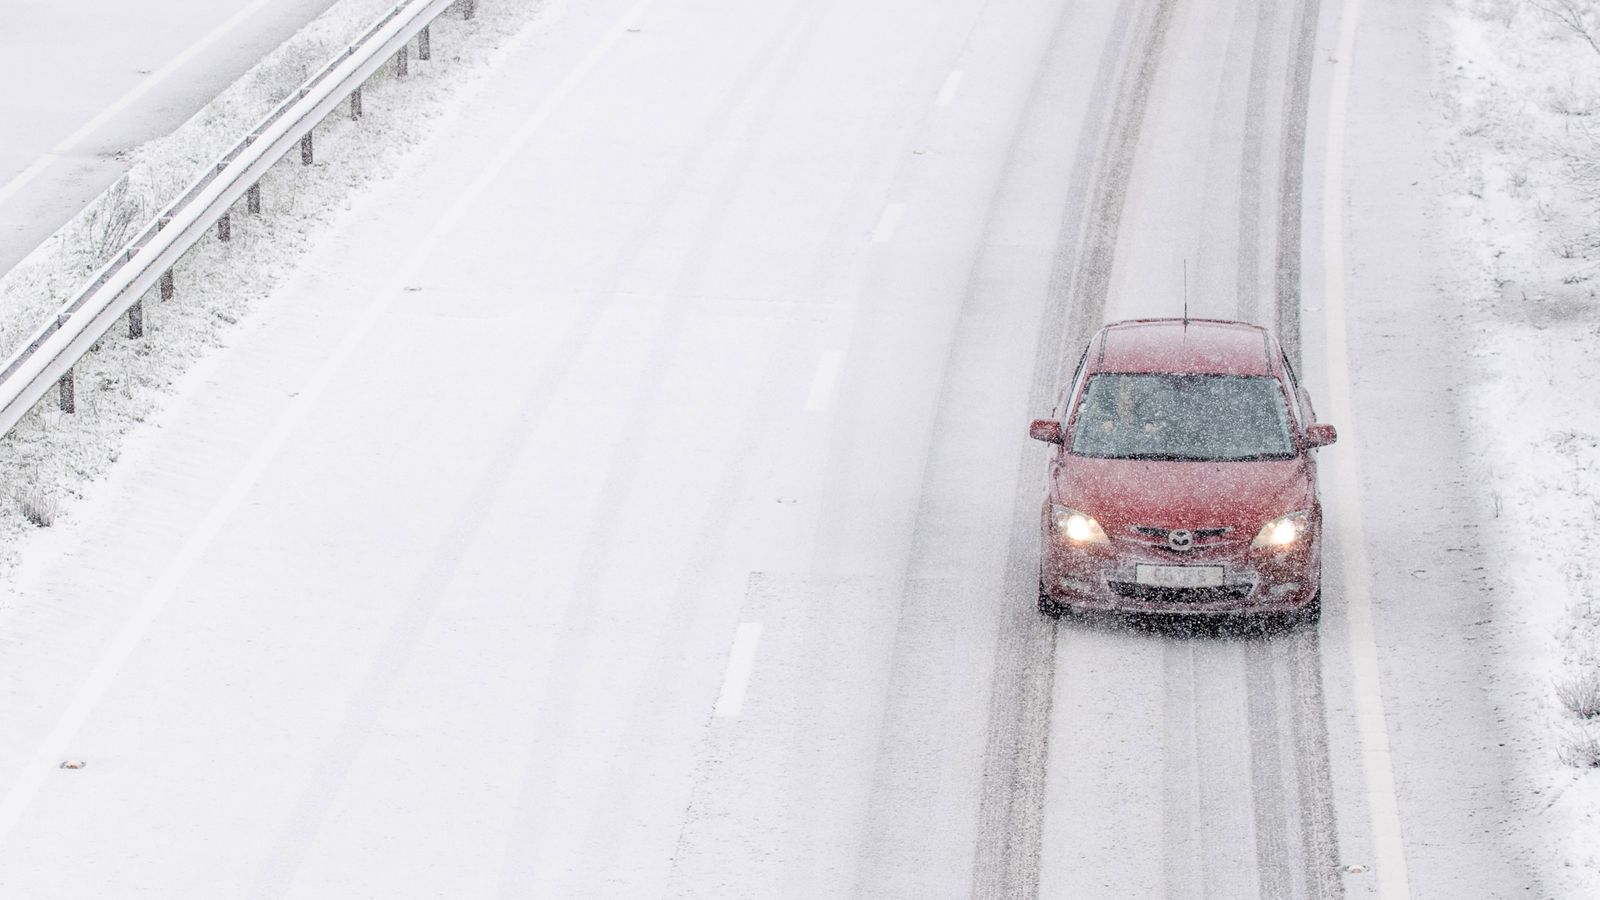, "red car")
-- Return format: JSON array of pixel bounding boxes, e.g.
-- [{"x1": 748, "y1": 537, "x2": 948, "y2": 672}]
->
[{"x1": 1029, "y1": 318, "x2": 1336, "y2": 624}]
